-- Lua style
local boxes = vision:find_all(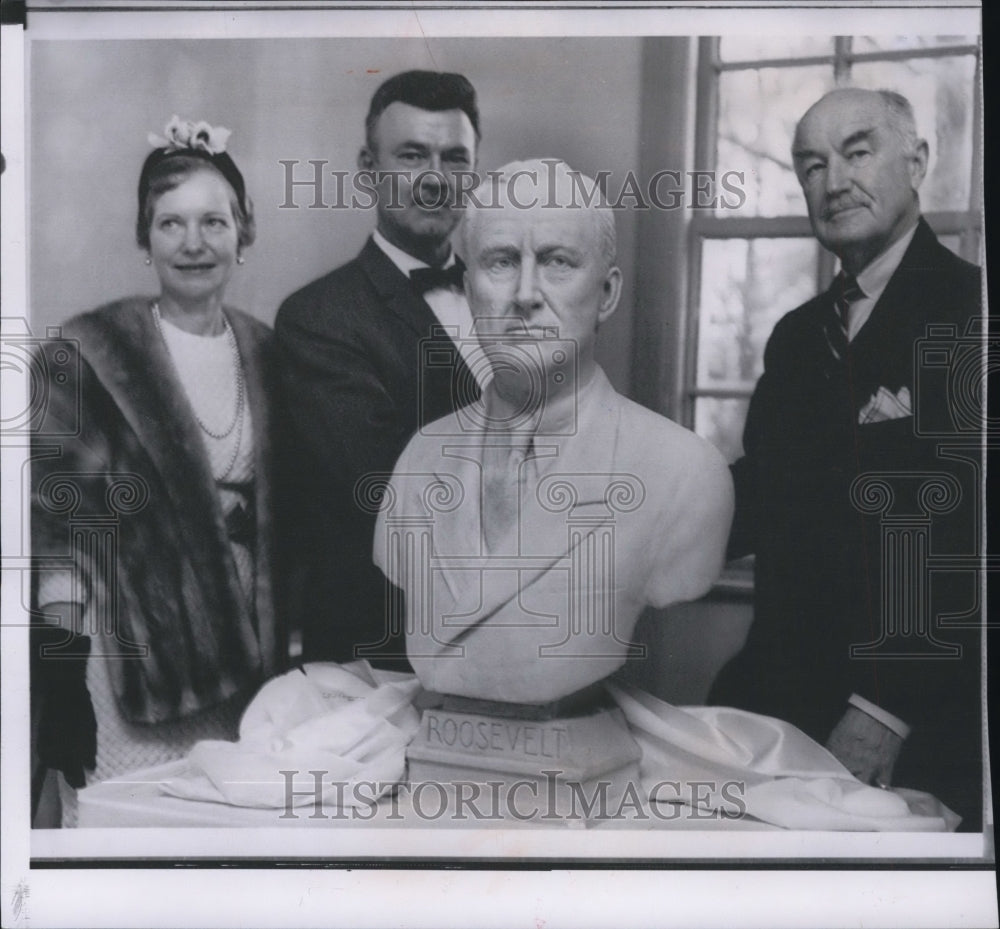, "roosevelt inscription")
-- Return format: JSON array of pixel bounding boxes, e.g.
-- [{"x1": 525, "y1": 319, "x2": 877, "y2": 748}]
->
[{"x1": 424, "y1": 712, "x2": 570, "y2": 760}]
